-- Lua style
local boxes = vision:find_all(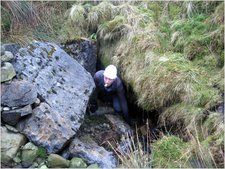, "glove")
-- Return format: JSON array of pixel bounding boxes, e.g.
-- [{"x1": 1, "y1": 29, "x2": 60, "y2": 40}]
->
[{"x1": 88, "y1": 100, "x2": 98, "y2": 114}]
